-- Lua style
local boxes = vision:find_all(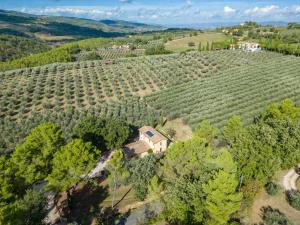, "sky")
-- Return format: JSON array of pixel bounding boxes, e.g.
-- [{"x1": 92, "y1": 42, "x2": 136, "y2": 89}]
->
[{"x1": 1, "y1": 0, "x2": 300, "y2": 26}]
